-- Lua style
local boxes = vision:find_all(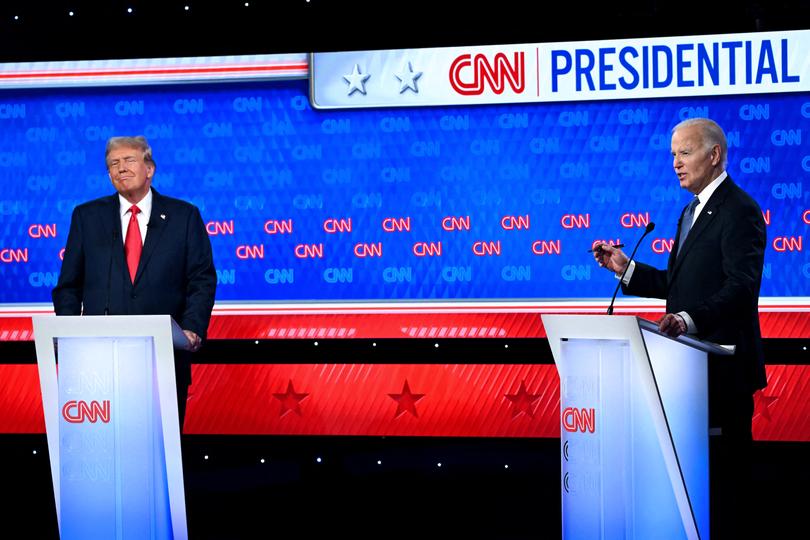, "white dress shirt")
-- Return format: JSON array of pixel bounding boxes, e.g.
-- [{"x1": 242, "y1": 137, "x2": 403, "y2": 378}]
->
[{"x1": 118, "y1": 189, "x2": 152, "y2": 245}]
